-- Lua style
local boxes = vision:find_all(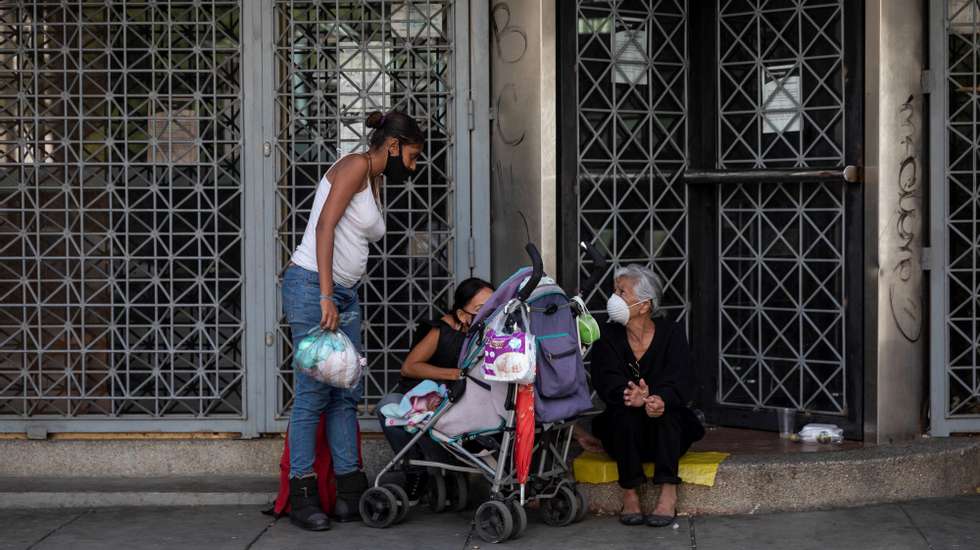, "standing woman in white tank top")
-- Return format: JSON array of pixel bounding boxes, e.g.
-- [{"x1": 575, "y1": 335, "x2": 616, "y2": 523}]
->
[{"x1": 281, "y1": 111, "x2": 424, "y2": 532}]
